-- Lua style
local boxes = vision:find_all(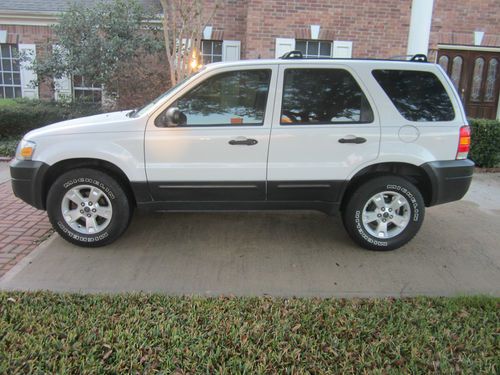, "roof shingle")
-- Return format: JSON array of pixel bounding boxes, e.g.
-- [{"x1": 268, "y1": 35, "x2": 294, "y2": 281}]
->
[{"x1": 0, "y1": 0, "x2": 160, "y2": 13}]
